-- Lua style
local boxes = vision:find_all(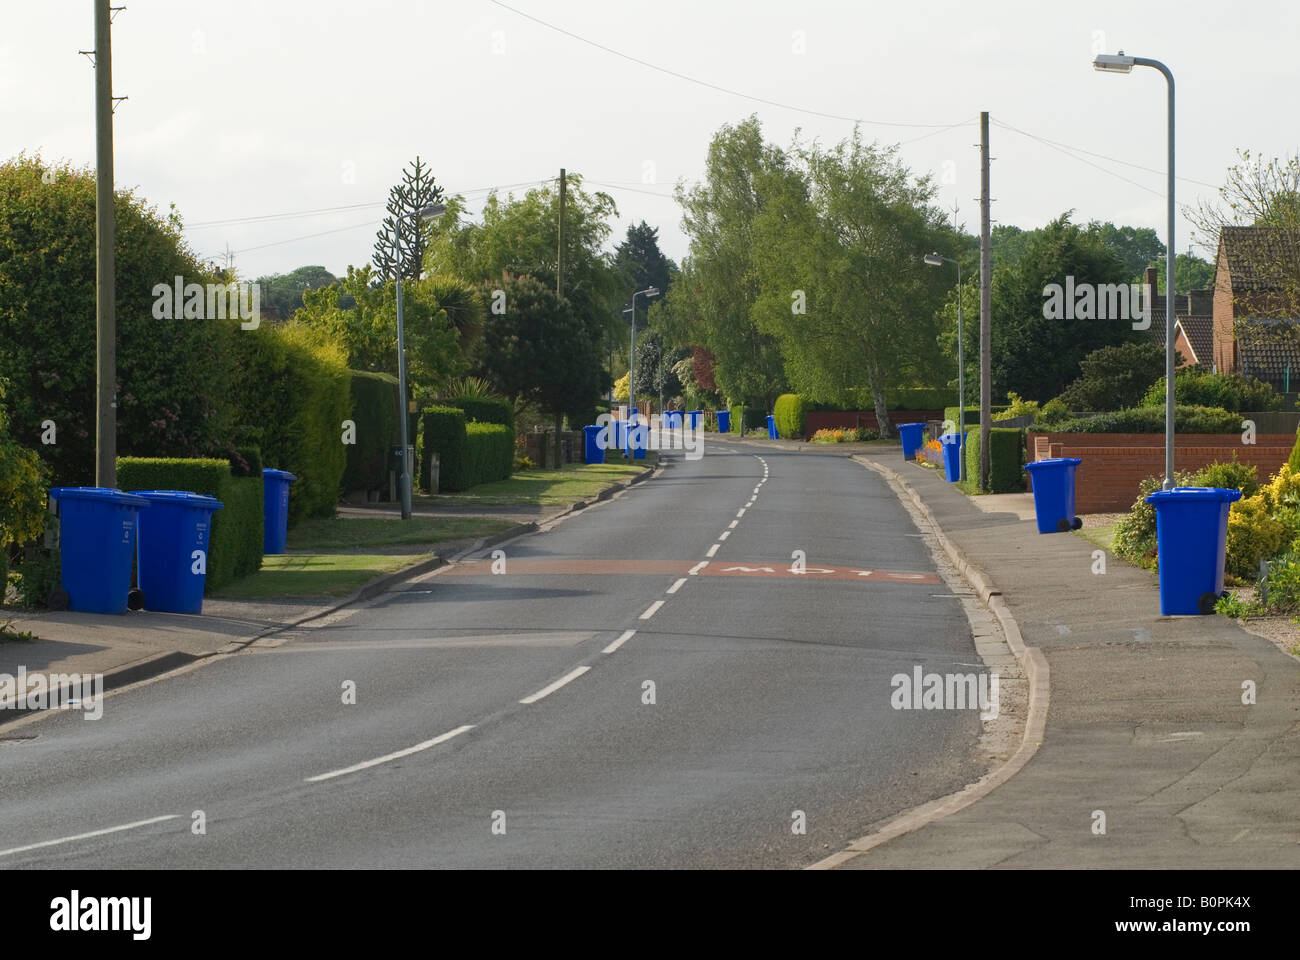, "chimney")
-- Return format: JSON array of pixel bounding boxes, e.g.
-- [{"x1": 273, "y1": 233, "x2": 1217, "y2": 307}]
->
[{"x1": 1145, "y1": 266, "x2": 1158, "y2": 292}]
